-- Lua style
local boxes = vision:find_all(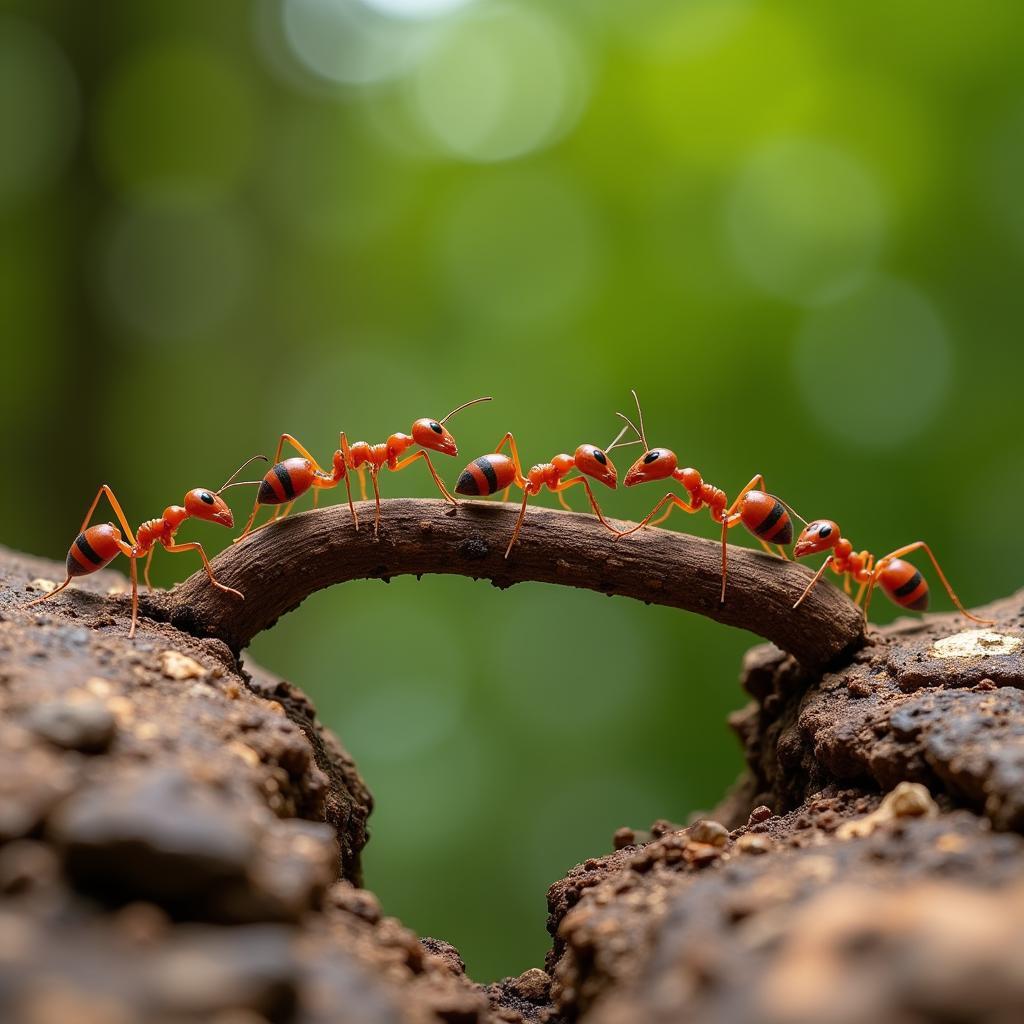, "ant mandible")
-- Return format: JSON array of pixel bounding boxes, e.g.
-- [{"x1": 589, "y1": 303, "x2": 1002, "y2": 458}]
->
[
  {"x1": 23, "y1": 456, "x2": 267, "y2": 639},
  {"x1": 792, "y1": 519, "x2": 994, "y2": 624},
  {"x1": 233, "y1": 396, "x2": 492, "y2": 542},
  {"x1": 454, "y1": 424, "x2": 639, "y2": 558},
  {"x1": 612, "y1": 391, "x2": 802, "y2": 603}
]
